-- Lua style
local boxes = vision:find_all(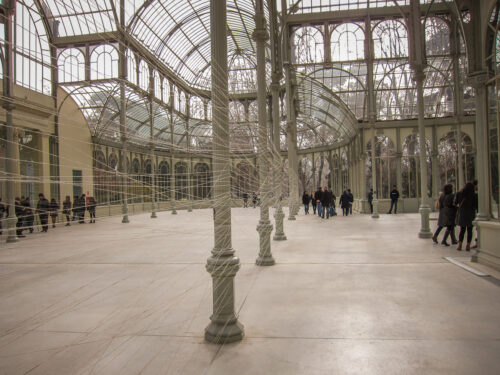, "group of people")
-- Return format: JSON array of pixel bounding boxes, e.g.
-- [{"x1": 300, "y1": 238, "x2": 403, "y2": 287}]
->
[
  {"x1": 433, "y1": 180, "x2": 478, "y2": 251},
  {"x1": 242, "y1": 192, "x2": 260, "y2": 208},
  {"x1": 367, "y1": 185, "x2": 400, "y2": 214},
  {"x1": 0, "y1": 193, "x2": 97, "y2": 238},
  {"x1": 302, "y1": 187, "x2": 355, "y2": 218}
]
